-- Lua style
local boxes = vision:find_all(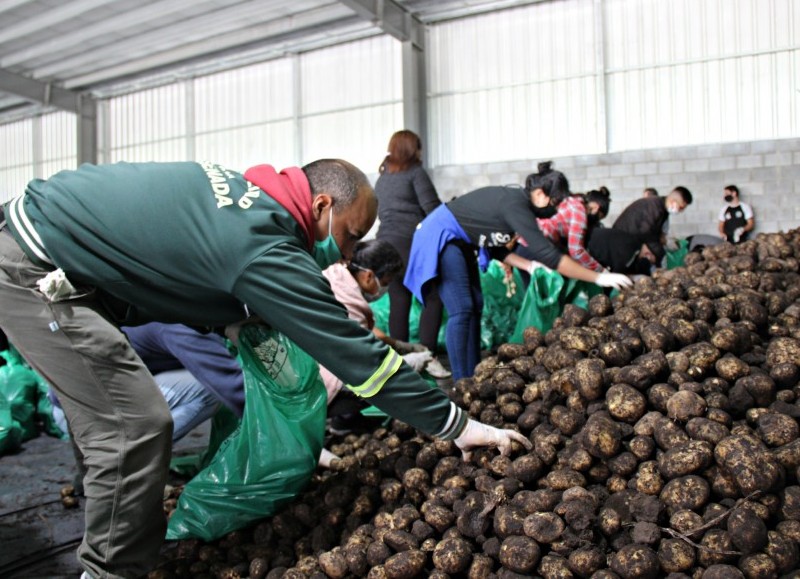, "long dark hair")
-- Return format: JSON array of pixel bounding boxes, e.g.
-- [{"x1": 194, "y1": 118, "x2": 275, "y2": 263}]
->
[
  {"x1": 585, "y1": 186, "x2": 611, "y2": 217},
  {"x1": 347, "y1": 240, "x2": 404, "y2": 280},
  {"x1": 379, "y1": 130, "x2": 422, "y2": 174},
  {"x1": 524, "y1": 161, "x2": 570, "y2": 204}
]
